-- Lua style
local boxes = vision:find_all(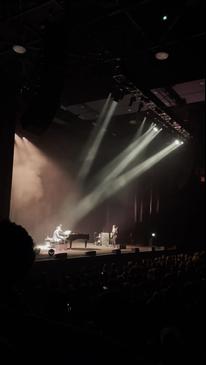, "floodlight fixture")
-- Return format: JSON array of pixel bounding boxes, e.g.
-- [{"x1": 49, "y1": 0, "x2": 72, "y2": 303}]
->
[
  {"x1": 12, "y1": 45, "x2": 27, "y2": 54},
  {"x1": 155, "y1": 51, "x2": 169, "y2": 60}
]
